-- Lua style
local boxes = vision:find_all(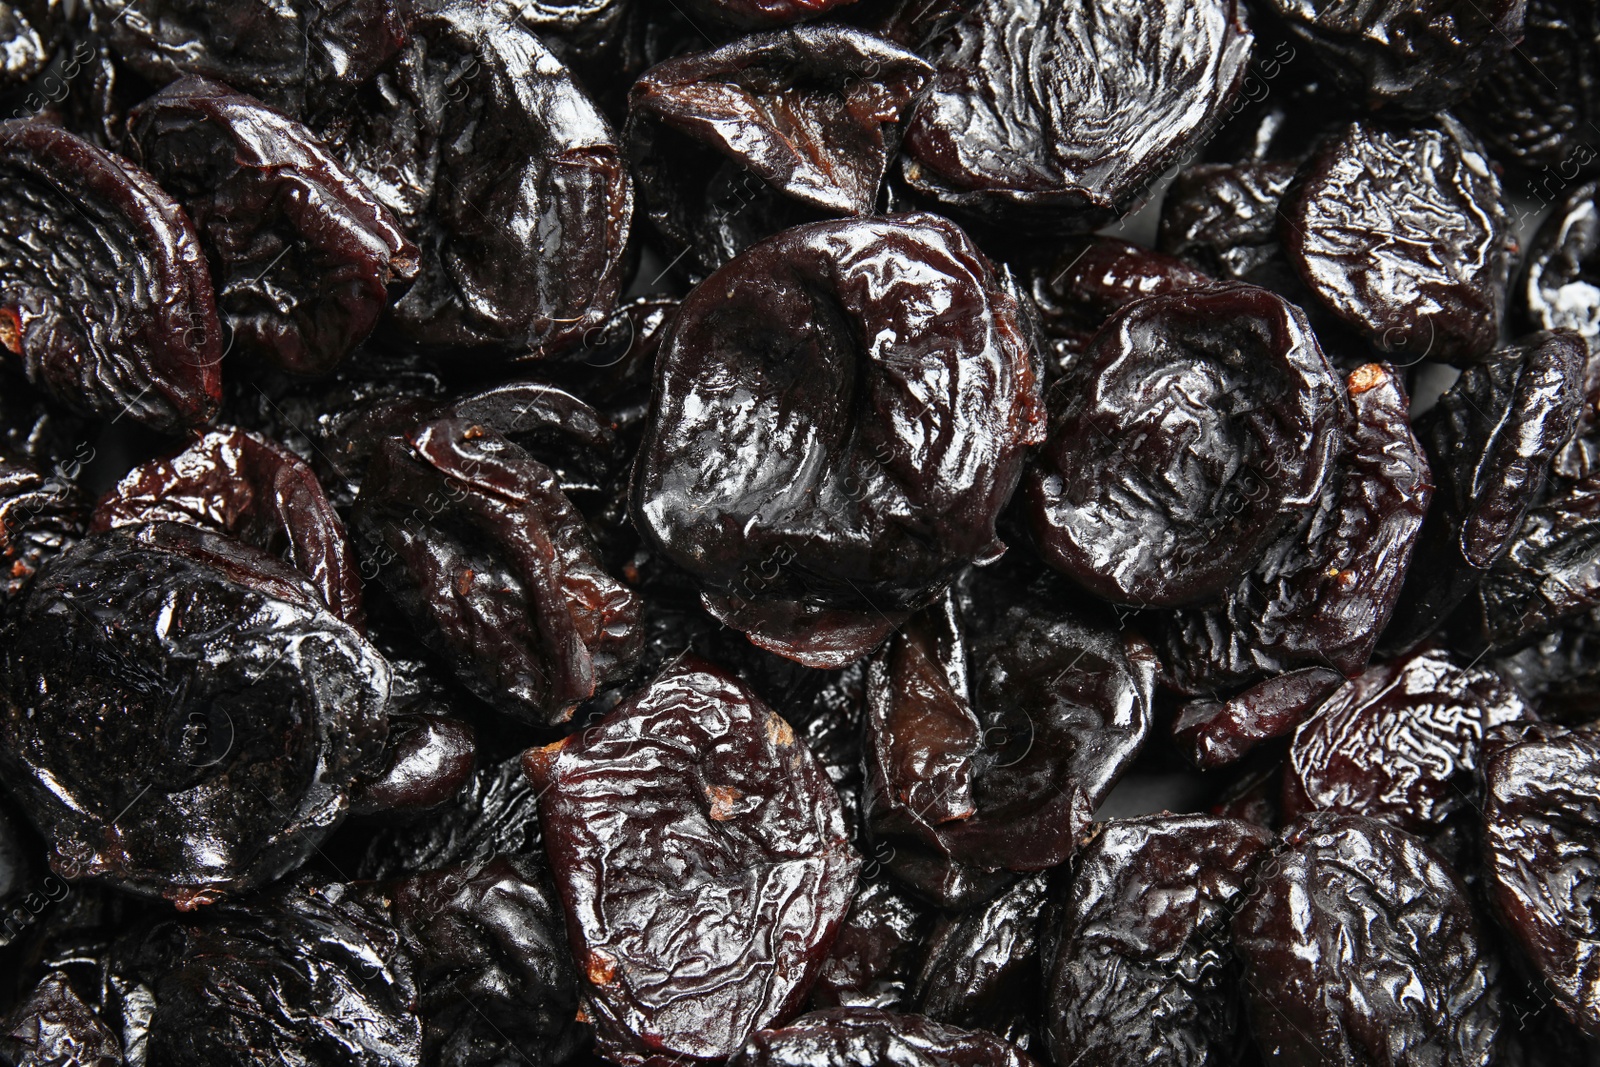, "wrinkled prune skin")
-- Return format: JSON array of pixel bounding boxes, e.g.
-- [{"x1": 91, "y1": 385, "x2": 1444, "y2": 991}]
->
[
  {"x1": 0, "y1": 454, "x2": 82, "y2": 603},
  {"x1": 864, "y1": 569, "x2": 1155, "y2": 906},
  {"x1": 1283, "y1": 116, "x2": 1510, "y2": 367},
  {"x1": 0, "y1": 523, "x2": 390, "y2": 904},
  {"x1": 1159, "y1": 162, "x2": 1299, "y2": 284},
  {"x1": 1493, "y1": 613, "x2": 1600, "y2": 724},
  {"x1": 110, "y1": 877, "x2": 421, "y2": 1067},
  {"x1": 1281, "y1": 649, "x2": 1531, "y2": 834},
  {"x1": 1171, "y1": 666, "x2": 1344, "y2": 770},
  {"x1": 1233, "y1": 813, "x2": 1502, "y2": 1066},
  {"x1": 1522, "y1": 182, "x2": 1600, "y2": 349},
  {"x1": 0, "y1": 3, "x2": 53, "y2": 91},
  {"x1": 0, "y1": 971, "x2": 121, "y2": 1067},
  {"x1": 524, "y1": 658, "x2": 861, "y2": 1065},
  {"x1": 357, "y1": 755, "x2": 542, "y2": 881},
  {"x1": 93, "y1": 427, "x2": 364, "y2": 627},
  {"x1": 1260, "y1": 0, "x2": 1524, "y2": 113},
  {"x1": 900, "y1": 0, "x2": 1251, "y2": 232},
  {"x1": 1162, "y1": 362, "x2": 1431, "y2": 691},
  {"x1": 915, "y1": 872, "x2": 1048, "y2": 1047},
  {"x1": 0, "y1": 120, "x2": 221, "y2": 431},
  {"x1": 678, "y1": 0, "x2": 861, "y2": 32},
  {"x1": 1388, "y1": 332, "x2": 1586, "y2": 650},
  {"x1": 322, "y1": 1, "x2": 631, "y2": 355},
  {"x1": 632, "y1": 213, "x2": 1043, "y2": 668},
  {"x1": 437, "y1": 379, "x2": 621, "y2": 500},
  {"x1": 356, "y1": 416, "x2": 641, "y2": 728},
  {"x1": 728, "y1": 1008, "x2": 1036, "y2": 1067},
  {"x1": 384, "y1": 855, "x2": 584, "y2": 1067},
  {"x1": 810, "y1": 878, "x2": 931, "y2": 1012},
  {"x1": 348, "y1": 711, "x2": 475, "y2": 817},
  {"x1": 1027, "y1": 284, "x2": 1344, "y2": 609},
  {"x1": 1483, "y1": 725, "x2": 1600, "y2": 1037},
  {"x1": 1044, "y1": 816, "x2": 1269, "y2": 1067},
  {"x1": 129, "y1": 76, "x2": 419, "y2": 377}
]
